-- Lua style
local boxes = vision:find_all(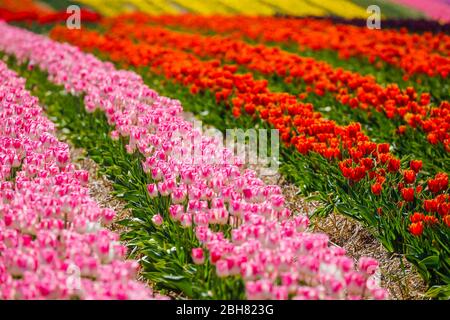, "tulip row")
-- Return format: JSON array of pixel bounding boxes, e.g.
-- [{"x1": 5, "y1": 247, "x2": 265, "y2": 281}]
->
[
  {"x1": 100, "y1": 18, "x2": 450, "y2": 157},
  {"x1": 146, "y1": 17, "x2": 448, "y2": 104},
  {"x1": 46, "y1": 23, "x2": 450, "y2": 296},
  {"x1": 0, "y1": 22, "x2": 389, "y2": 300},
  {"x1": 48, "y1": 25, "x2": 450, "y2": 175},
  {"x1": 47, "y1": 26, "x2": 403, "y2": 163},
  {"x1": 279, "y1": 16, "x2": 450, "y2": 34},
  {"x1": 75, "y1": 0, "x2": 369, "y2": 17},
  {"x1": 0, "y1": 0, "x2": 51, "y2": 14},
  {"x1": 139, "y1": 14, "x2": 450, "y2": 80},
  {"x1": 0, "y1": 58, "x2": 163, "y2": 299},
  {"x1": 0, "y1": 7, "x2": 101, "y2": 24}
]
